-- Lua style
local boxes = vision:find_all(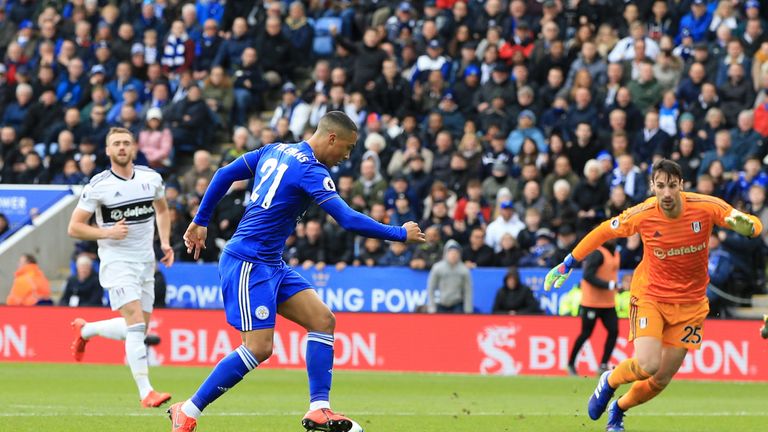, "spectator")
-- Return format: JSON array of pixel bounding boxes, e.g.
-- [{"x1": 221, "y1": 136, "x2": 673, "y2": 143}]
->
[
  {"x1": 270, "y1": 82, "x2": 311, "y2": 140},
  {"x1": 633, "y1": 111, "x2": 672, "y2": 171},
  {"x1": 378, "y1": 241, "x2": 413, "y2": 267},
  {"x1": 566, "y1": 121, "x2": 600, "y2": 176},
  {"x1": 60, "y1": 255, "x2": 103, "y2": 307},
  {"x1": 517, "y1": 207, "x2": 543, "y2": 251},
  {"x1": 720, "y1": 64, "x2": 756, "y2": 127},
  {"x1": 485, "y1": 200, "x2": 525, "y2": 252},
  {"x1": 731, "y1": 111, "x2": 763, "y2": 165},
  {"x1": 506, "y1": 109, "x2": 546, "y2": 155},
  {"x1": 350, "y1": 156, "x2": 387, "y2": 211},
  {"x1": 611, "y1": 154, "x2": 648, "y2": 205},
  {"x1": 355, "y1": 237, "x2": 386, "y2": 267},
  {"x1": 390, "y1": 193, "x2": 419, "y2": 227},
  {"x1": 181, "y1": 149, "x2": 215, "y2": 194},
  {"x1": 463, "y1": 227, "x2": 496, "y2": 268},
  {"x1": 51, "y1": 158, "x2": 85, "y2": 185},
  {"x1": 6, "y1": 253, "x2": 51, "y2": 306},
  {"x1": 410, "y1": 225, "x2": 443, "y2": 270},
  {"x1": 20, "y1": 89, "x2": 63, "y2": 144},
  {"x1": 699, "y1": 129, "x2": 740, "y2": 177},
  {"x1": 542, "y1": 155, "x2": 579, "y2": 200},
  {"x1": 256, "y1": 16, "x2": 294, "y2": 85},
  {"x1": 334, "y1": 27, "x2": 388, "y2": 92},
  {"x1": 427, "y1": 240, "x2": 473, "y2": 314},
  {"x1": 193, "y1": 19, "x2": 222, "y2": 77},
  {"x1": 137, "y1": 108, "x2": 173, "y2": 169},
  {"x1": 514, "y1": 180, "x2": 550, "y2": 220},
  {"x1": 627, "y1": 60, "x2": 662, "y2": 113},
  {"x1": 202, "y1": 65, "x2": 234, "y2": 128},
  {"x1": 573, "y1": 159, "x2": 609, "y2": 234},
  {"x1": 161, "y1": 20, "x2": 195, "y2": 75},
  {"x1": 370, "y1": 58, "x2": 411, "y2": 118},
  {"x1": 2, "y1": 83, "x2": 33, "y2": 133},
  {"x1": 518, "y1": 228, "x2": 557, "y2": 267},
  {"x1": 298, "y1": 61, "x2": 330, "y2": 106},
  {"x1": 168, "y1": 84, "x2": 213, "y2": 153},
  {"x1": 292, "y1": 219, "x2": 326, "y2": 269},
  {"x1": 492, "y1": 267, "x2": 541, "y2": 315},
  {"x1": 675, "y1": 0, "x2": 712, "y2": 45},
  {"x1": 482, "y1": 158, "x2": 516, "y2": 204}
]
